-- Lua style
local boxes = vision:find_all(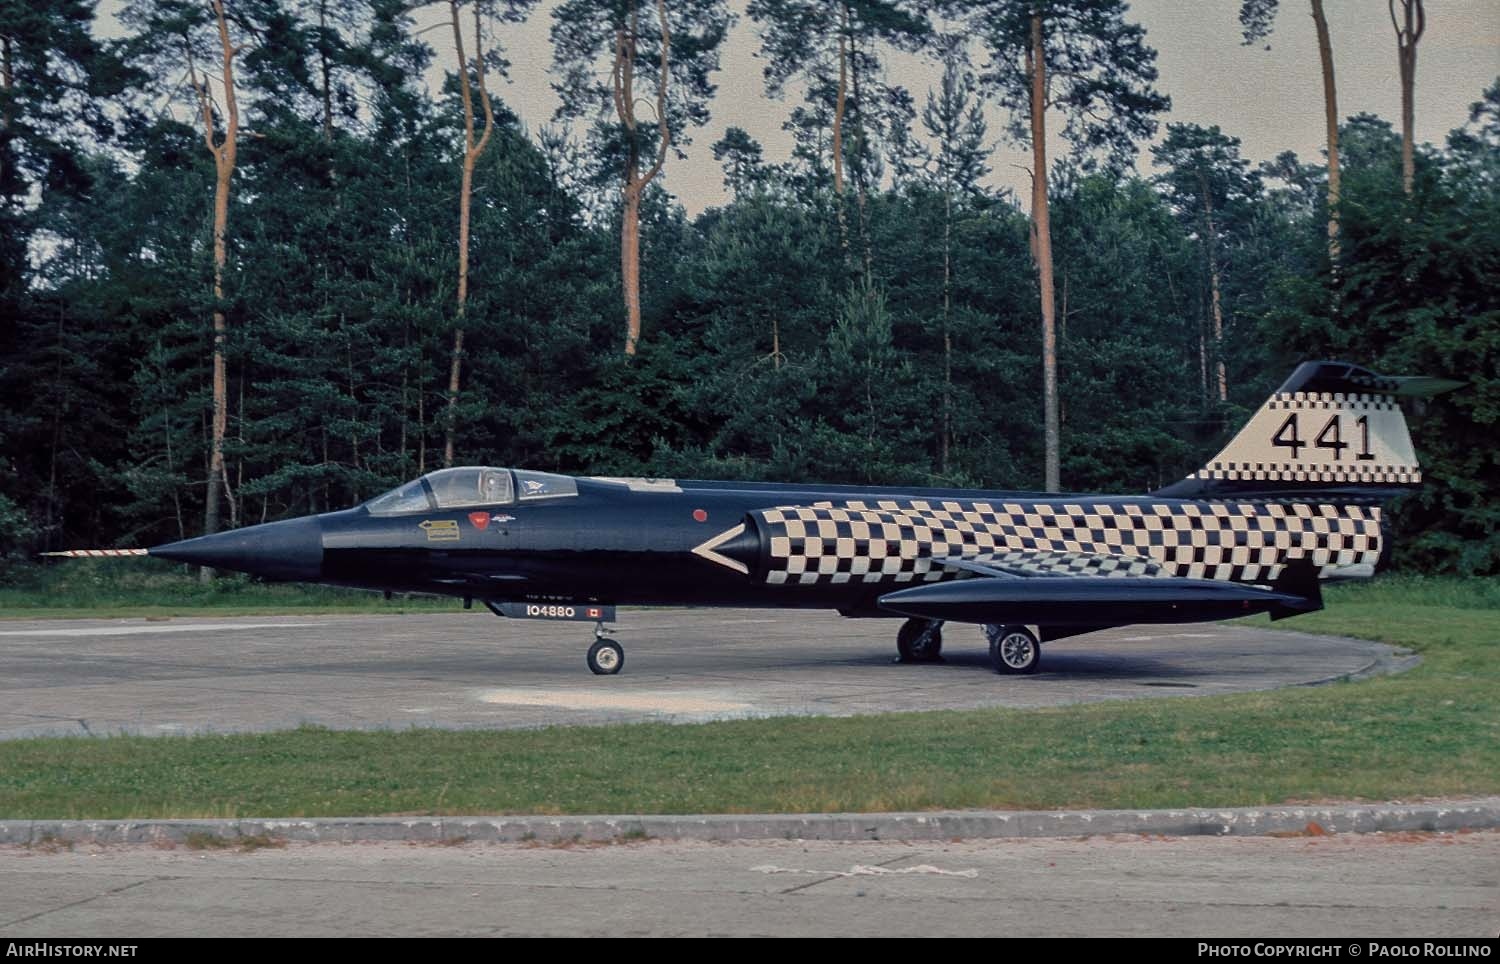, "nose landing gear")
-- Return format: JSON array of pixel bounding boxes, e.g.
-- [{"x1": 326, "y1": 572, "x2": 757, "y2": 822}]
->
[
  {"x1": 587, "y1": 621, "x2": 624, "y2": 675},
  {"x1": 482, "y1": 601, "x2": 625, "y2": 675}
]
